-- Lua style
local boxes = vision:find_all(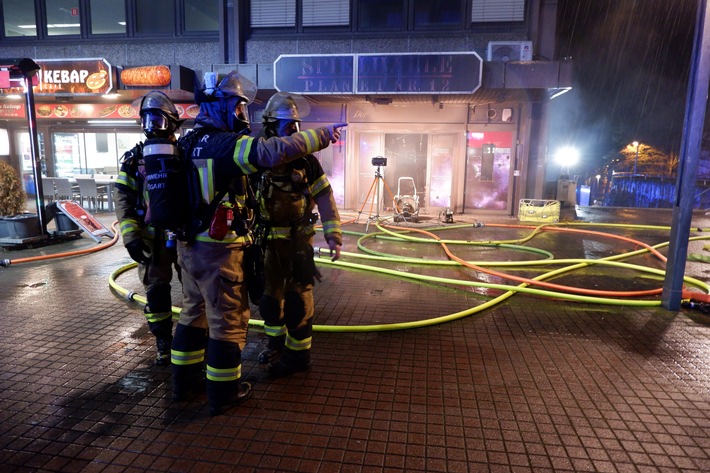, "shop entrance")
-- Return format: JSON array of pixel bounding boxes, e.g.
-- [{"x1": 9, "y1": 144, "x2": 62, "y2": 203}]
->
[
  {"x1": 49, "y1": 129, "x2": 141, "y2": 177},
  {"x1": 464, "y1": 131, "x2": 514, "y2": 211},
  {"x1": 355, "y1": 131, "x2": 457, "y2": 215}
]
